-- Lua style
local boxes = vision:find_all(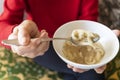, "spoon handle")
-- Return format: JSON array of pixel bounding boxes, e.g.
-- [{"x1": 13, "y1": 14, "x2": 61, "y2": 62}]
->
[
  {"x1": 2, "y1": 38, "x2": 68, "y2": 46},
  {"x1": 2, "y1": 39, "x2": 22, "y2": 46},
  {"x1": 41, "y1": 37, "x2": 69, "y2": 41}
]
